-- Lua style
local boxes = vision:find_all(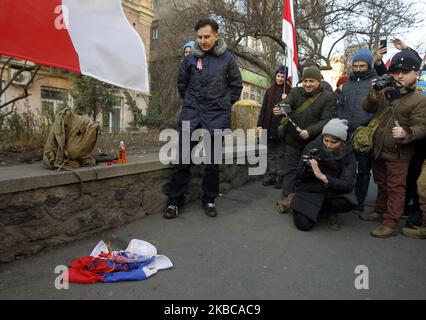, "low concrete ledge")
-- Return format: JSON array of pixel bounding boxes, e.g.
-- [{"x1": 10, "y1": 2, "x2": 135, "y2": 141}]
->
[
  {"x1": 0, "y1": 144, "x2": 267, "y2": 195},
  {"x1": 0, "y1": 145, "x2": 265, "y2": 262},
  {"x1": 0, "y1": 153, "x2": 167, "y2": 195}
]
